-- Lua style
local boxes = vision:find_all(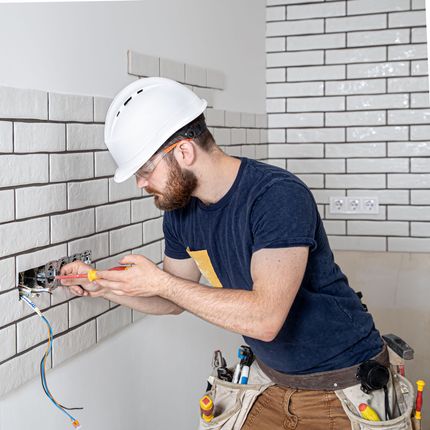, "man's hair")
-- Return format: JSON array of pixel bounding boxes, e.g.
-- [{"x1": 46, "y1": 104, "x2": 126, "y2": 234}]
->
[{"x1": 161, "y1": 114, "x2": 217, "y2": 153}]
